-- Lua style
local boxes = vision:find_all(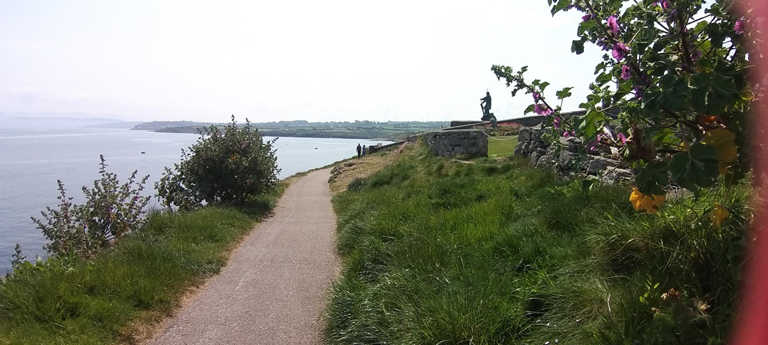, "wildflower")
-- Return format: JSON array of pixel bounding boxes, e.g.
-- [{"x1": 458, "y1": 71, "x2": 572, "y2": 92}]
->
[
  {"x1": 634, "y1": 84, "x2": 644, "y2": 99},
  {"x1": 607, "y1": 15, "x2": 620, "y2": 35},
  {"x1": 735, "y1": 19, "x2": 745, "y2": 35},
  {"x1": 230, "y1": 154, "x2": 237, "y2": 161},
  {"x1": 612, "y1": 42, "x2": 630, "y2": 61},
  {"x1": 692, "y1": 298, "x2": 711, "y2": 314},
  {"x1": 629, "y1": 188, "x2": 666, "y2": 214},
  {"x1": 655, "y1": 0, "x2": 670, "y2": 10},
  {"x1": 711, "y1": 203, "x2": 730, "y2": 228},
  {"x1": 533, "y1": 92, "x2": 541, "y2": 101},
  {"x1": 621, "y1": 65, "x2": 632, "y2": 80},
  {"x1": 582, "y1": 14, "x2": 592, "y2": 22},
  {"x1": 534, "y1": 104, "x2": 553, "y2": 116},
  {"x1": 617, "y1": 132, "x2": 627, "y2": 145},
  {"x1": 553, "y1": 117, "x2": 561, "y2": 129}
]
